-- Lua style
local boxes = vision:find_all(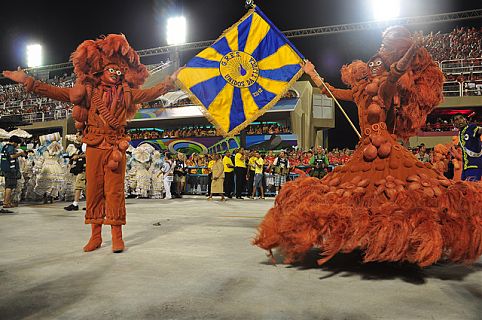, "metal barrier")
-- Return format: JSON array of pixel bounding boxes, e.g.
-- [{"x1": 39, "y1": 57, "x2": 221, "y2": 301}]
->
[
  {"x1": 21, "y1": 109, "x2": 71, "y2": 123},
  {"x1": 442, "y1": 81, "x2": 462, "y2": 96},
  {"x1": 462, "y1": 80, "x2": 482, "y2": 96},
  {"x1": 183, "y1": 167, "x2": 309, "y2": 196},
  {"x1": 440, "y1": 58, "x2": 482, "y2": 74}
]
